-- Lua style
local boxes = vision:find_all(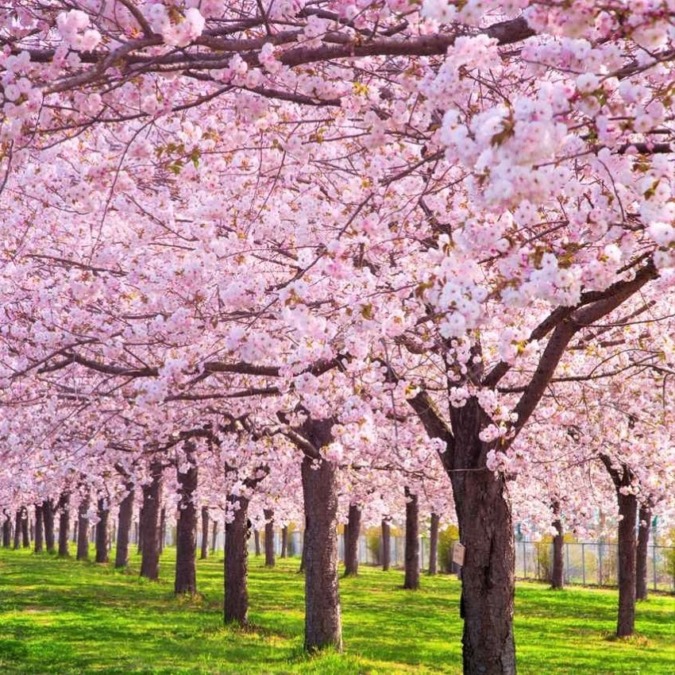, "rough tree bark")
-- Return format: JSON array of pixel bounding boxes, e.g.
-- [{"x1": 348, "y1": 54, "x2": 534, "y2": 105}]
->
[
  {"x1": 429, "y1": 513, "x2": 440, "y2": 576},
  {"x1": 343, "y1": 503, "x2": 362, "y2": 577},
  {"x1": 34, "y1": 504, "x2": 44, "y2": 554},
  {"x1": 636, "y1": 503, "x2": 652, "y2": 602},
  {"x1": 13, "y1": 509, "x2": 21, "y2": 549},
  {"x1": 381, "y1": 518, "x2": 391, "y2": 571},
  {"x1": 159, "y1": 507, "x2": 167, "y2": 554},
  {"x1": 264, "y1": 508, "x2": 276, "y2": 568},
  {"x1": 140, "y1": 460, "x2": 163, "y2": 580},
  {"x1": 301, "y1": 453, "x2": 342, "y2": 652},
  {"x1": 58, "y1": 493, "x2": 70, "y2": 557},
  {"x1": 77, "y1": 493, "x2": 91, "y2": 561},
  {"x1": 95, "y1": 497, "x2": 110, "y2": 564},
  {"x1": 253, "y1": 529, "x2": 261, "y2": 556},
  {"x1": 174, "y1": 449, "x2": 198, "y2": 595},
  {"x1": 404, "y1": 488, "x2": 420, "y2": 590},
  {"x1": 600, "y1": 455, "x2": 638, "y2": 637},
  {"x1": 211, "y1": 519, "x2": 218, "y2": 554},
  {"x1": 224, "y1": 494, "x2": 250, "y2": 624},
  {"x1": 115, "y1": 483, "x2": 135, "y2": 568},
  {"x1": 2, "y1": 511, "x2": 11, "y2": 548},
  {"x1": 200, "y1": 506, "x2": 209, "y2": 560},
  {"x1": 281, "y1": 525, "x2": 288, "y2": 558},
  {"x1": 43, "y1": 499, "x2": 55, "y2": 553},
  {"x1": 551, "y1": 501, "x2": 564, "y2": 590}
]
